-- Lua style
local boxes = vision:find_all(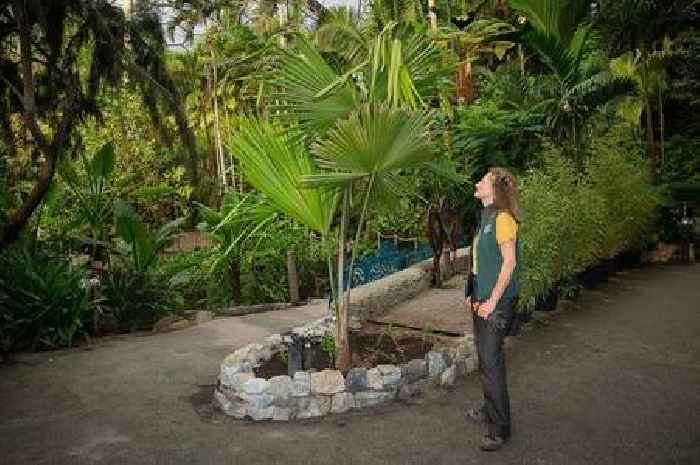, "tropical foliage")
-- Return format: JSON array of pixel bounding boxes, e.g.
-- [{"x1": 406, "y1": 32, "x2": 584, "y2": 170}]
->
[{"x1": 0, "y1": 0, "x2": 696, "y2": 357}]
